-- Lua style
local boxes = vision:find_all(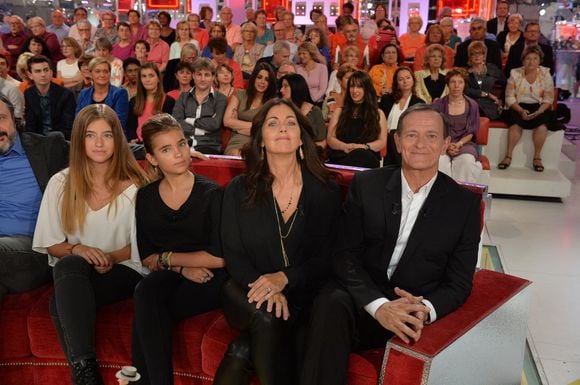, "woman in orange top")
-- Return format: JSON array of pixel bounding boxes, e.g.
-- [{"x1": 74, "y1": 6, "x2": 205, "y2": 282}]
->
[
  {"x1": 399, "y1": 16, "x2": 425, "y2": 60},
  {"x1": 369, "y1": 44, "x2": 399, "y2": 96},
  {"x1": 413, "y1": 25, "x2": 455, "y2": 71}
]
